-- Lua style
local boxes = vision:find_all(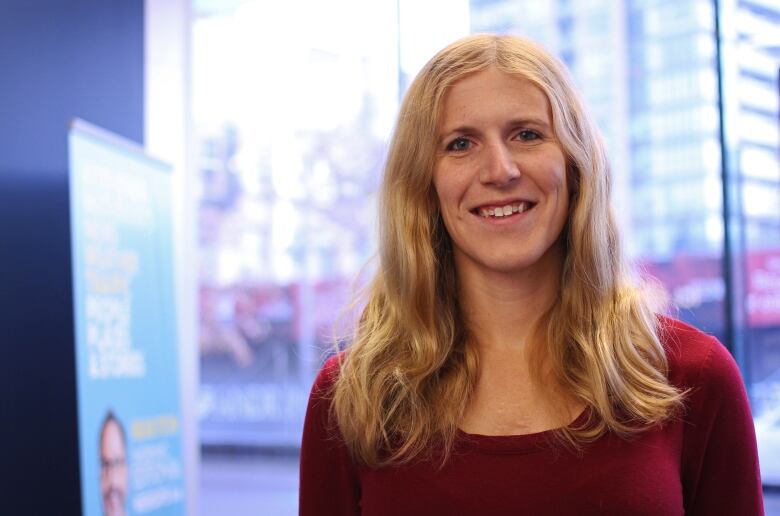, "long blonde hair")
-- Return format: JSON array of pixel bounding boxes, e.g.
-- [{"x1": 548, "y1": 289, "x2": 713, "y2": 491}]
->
[{"x1": 331, "y1": 34, "x2": 683, "y2": 468}]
